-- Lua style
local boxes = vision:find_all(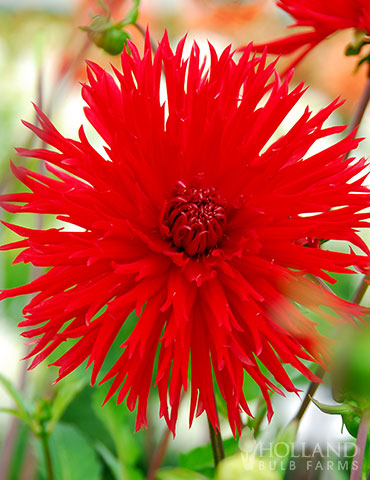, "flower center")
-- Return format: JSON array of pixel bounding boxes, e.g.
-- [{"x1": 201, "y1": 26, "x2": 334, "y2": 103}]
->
[{"x1": 162, "y1": 181, "x2": 227, "y2": 256}]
